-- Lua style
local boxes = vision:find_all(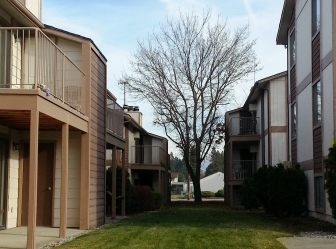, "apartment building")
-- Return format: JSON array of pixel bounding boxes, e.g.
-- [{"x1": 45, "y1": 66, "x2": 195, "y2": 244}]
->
[
  {"x1": 276, "y1": 0, "x2": 335, "y2": 223},
  {"x1": 0, "y1": 1, "x2": 127, "y2": 248},
  {"x1": 224, "y1": 72, "x2": 288, "y2": 207},
  {"x1": 124, "y1": 107, "x2": 171, "y2": 204}
]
